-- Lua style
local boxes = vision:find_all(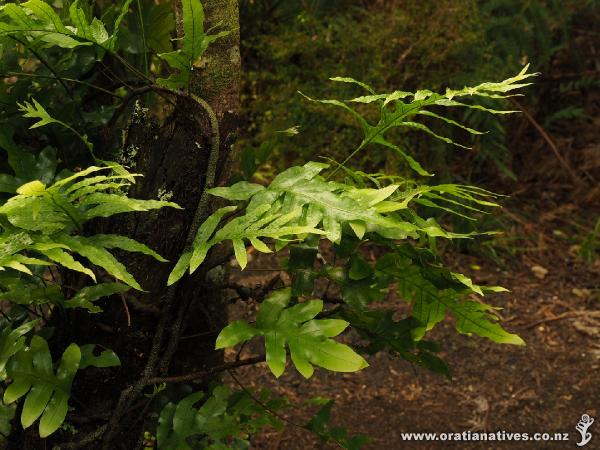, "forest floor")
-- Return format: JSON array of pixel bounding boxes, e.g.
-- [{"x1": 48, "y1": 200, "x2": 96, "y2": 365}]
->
[{"x1": 222, "y1": 187, "x2": 600, "y2": 450}]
